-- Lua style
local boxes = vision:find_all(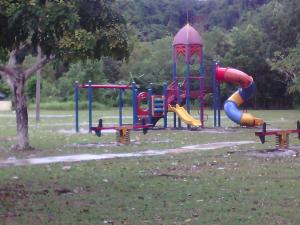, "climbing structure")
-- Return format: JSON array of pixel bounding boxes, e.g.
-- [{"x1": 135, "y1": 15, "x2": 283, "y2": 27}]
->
[{"x1": 170, "y1": 24, "x2": 205, "y2": 128}]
